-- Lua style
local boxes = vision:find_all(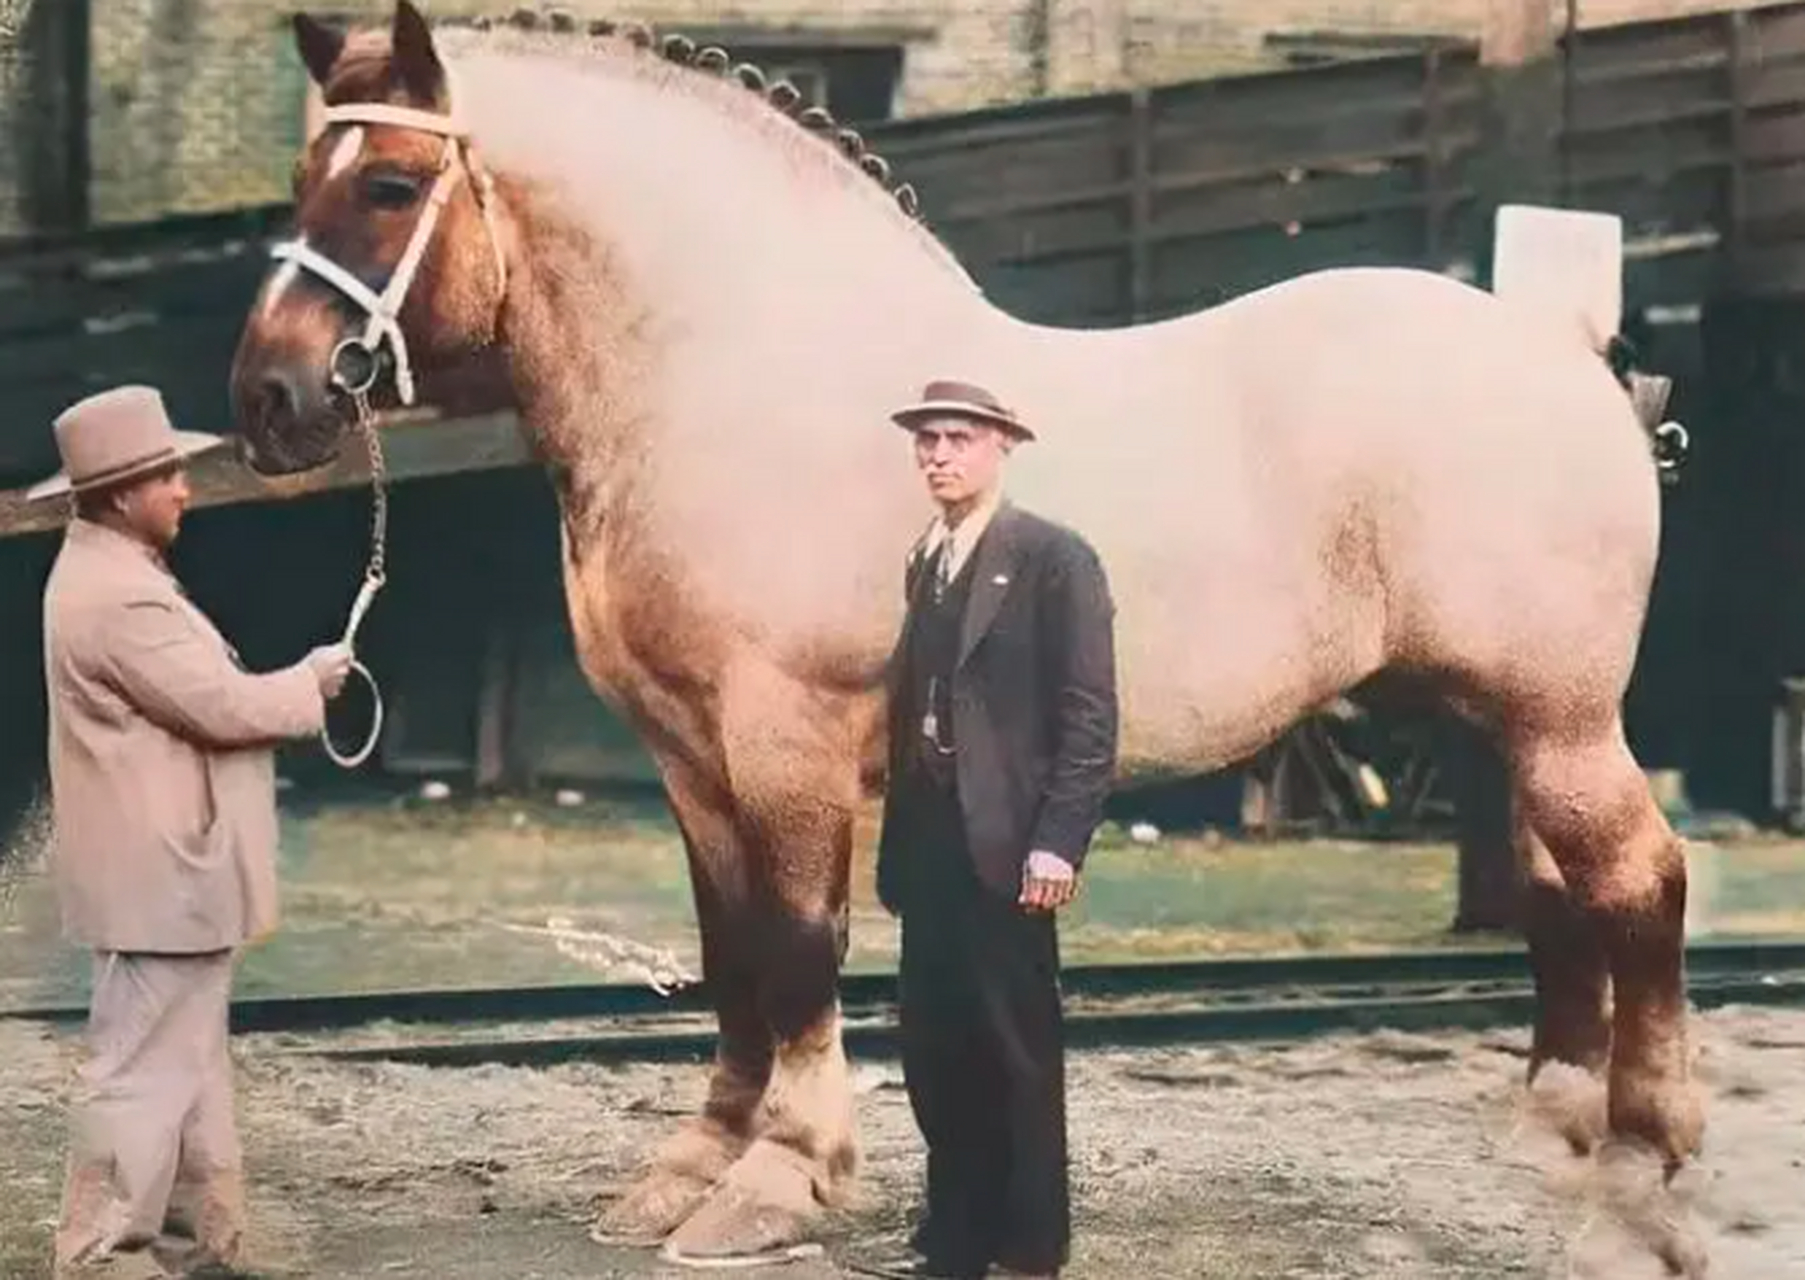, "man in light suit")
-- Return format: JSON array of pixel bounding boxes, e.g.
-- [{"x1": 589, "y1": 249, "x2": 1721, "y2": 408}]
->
[
  {"x1": 30, "y1": 385, "x2": 352, "y2": 1278},
  {"x1": 875, "y1": 379, "x2": 1118, "y2": 1280}
]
